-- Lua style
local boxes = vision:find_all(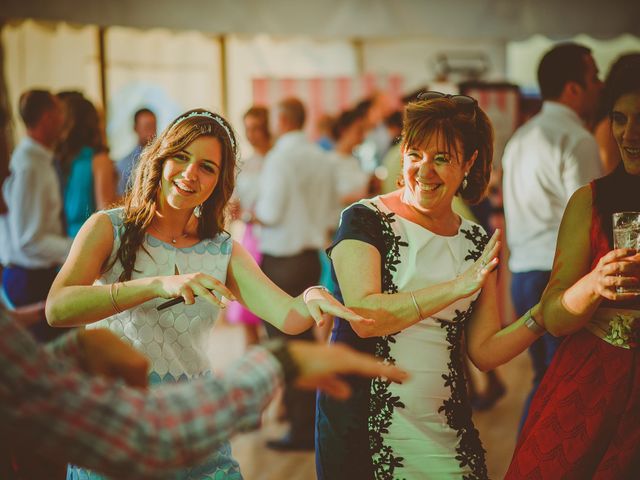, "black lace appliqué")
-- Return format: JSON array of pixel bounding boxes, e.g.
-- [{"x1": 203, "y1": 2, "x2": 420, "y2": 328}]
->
[
  {"x1": 461, "y1": 225, "x2": 488, "y2": 262},
  {"x1": 438, "y1": 227, "x2": 489, "y2": 480},
  {"x1": 349, "y1": 204, "x2": 408, "y2": 479}
]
